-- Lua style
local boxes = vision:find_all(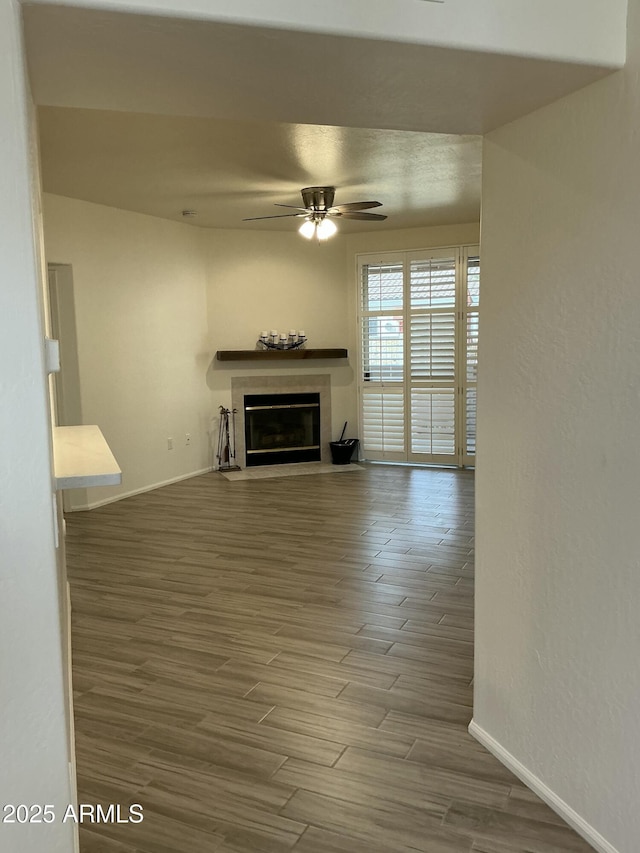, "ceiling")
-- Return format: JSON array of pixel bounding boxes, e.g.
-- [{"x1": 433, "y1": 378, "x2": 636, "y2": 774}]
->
[
  {"x1": 24, "y1": 4, "x2": 611, "y2": 234},
  {"x1": 37, "y1": 107, "x2": 482, "y2": 232}
]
